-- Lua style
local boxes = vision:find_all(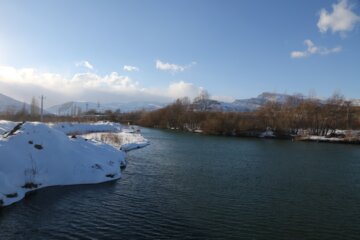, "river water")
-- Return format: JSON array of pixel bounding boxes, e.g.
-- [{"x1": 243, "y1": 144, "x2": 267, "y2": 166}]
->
[{"x1": 1, "y1": 128, "x2": 360, "y2": 239}]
